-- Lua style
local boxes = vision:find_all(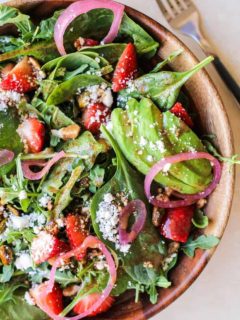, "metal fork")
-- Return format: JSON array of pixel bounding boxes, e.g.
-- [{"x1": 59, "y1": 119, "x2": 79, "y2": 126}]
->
[{"x1": 156, "y1": 0, "x2": 240, "y2": 103}]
